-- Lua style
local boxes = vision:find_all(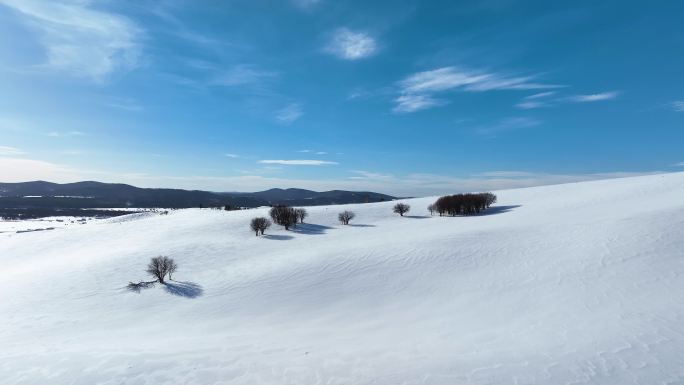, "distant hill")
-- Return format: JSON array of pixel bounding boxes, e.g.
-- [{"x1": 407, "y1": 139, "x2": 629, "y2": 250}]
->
[{"x1": 0, "y1": 181, "x2": 396, "y2": 209}]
